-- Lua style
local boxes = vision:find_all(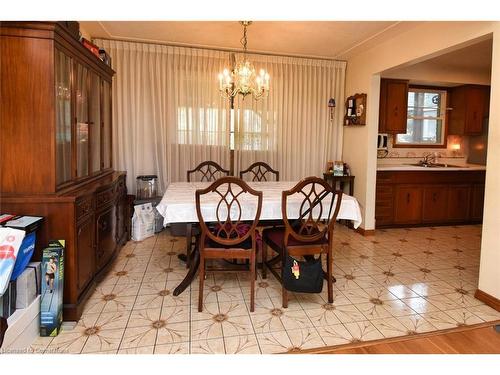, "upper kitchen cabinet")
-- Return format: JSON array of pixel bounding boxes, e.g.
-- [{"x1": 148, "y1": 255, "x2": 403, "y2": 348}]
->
[
  {"x1": 378, "y1": 78, "x2": 409, "y2": 134},
  {"x1": 448, "y1": 85, "x2": 490, "y2": 135}
]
